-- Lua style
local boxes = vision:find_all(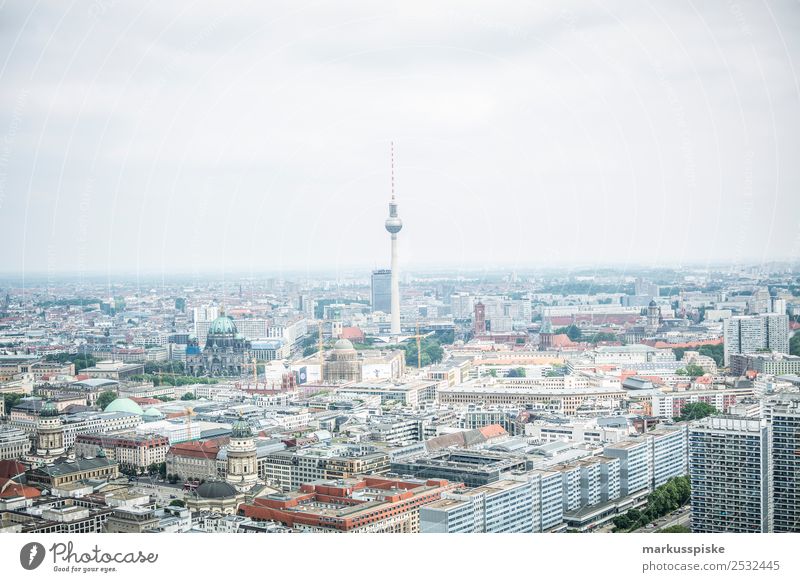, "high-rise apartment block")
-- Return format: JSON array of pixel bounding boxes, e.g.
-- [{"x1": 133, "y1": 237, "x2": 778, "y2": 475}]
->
[
  {"x1": 771, "y1": 396, "x2": 800, "y2": 532},
  {"x1": 689, "y1": 416, "x2": 772, "y2": 533},
  {"x1": 723, "y1": 314, "x2": 789, "y2": 366}
]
